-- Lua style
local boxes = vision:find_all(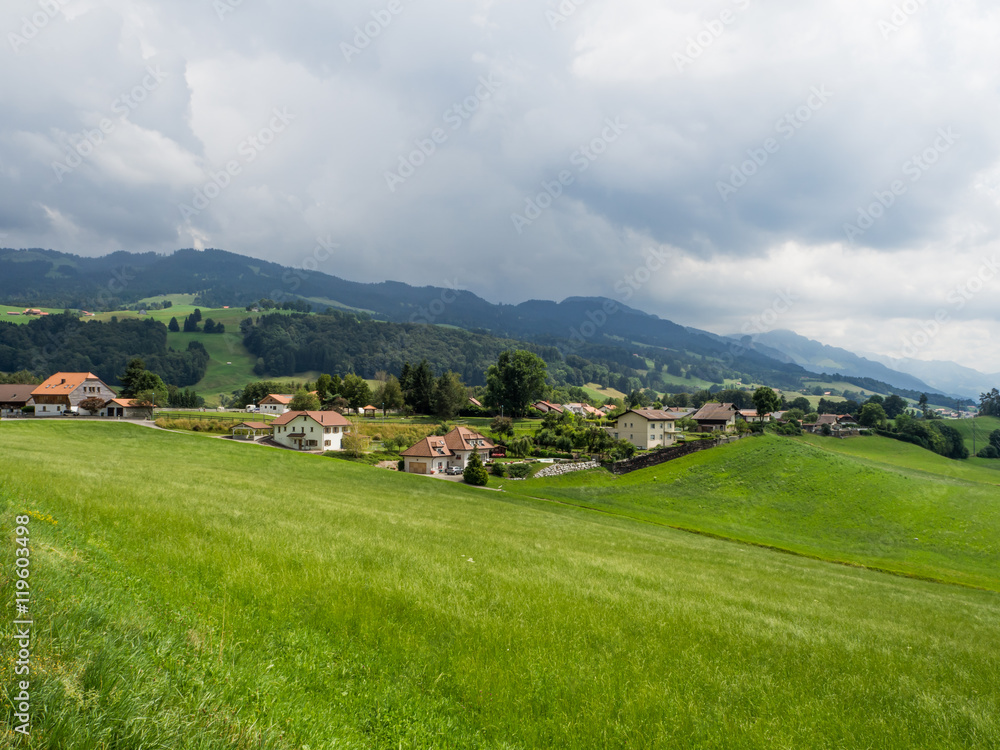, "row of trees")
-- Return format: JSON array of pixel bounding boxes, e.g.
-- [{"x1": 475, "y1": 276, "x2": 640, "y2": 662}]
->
[{"x1": 168, "y1": 309, "x2": 226, "y2": 334}]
